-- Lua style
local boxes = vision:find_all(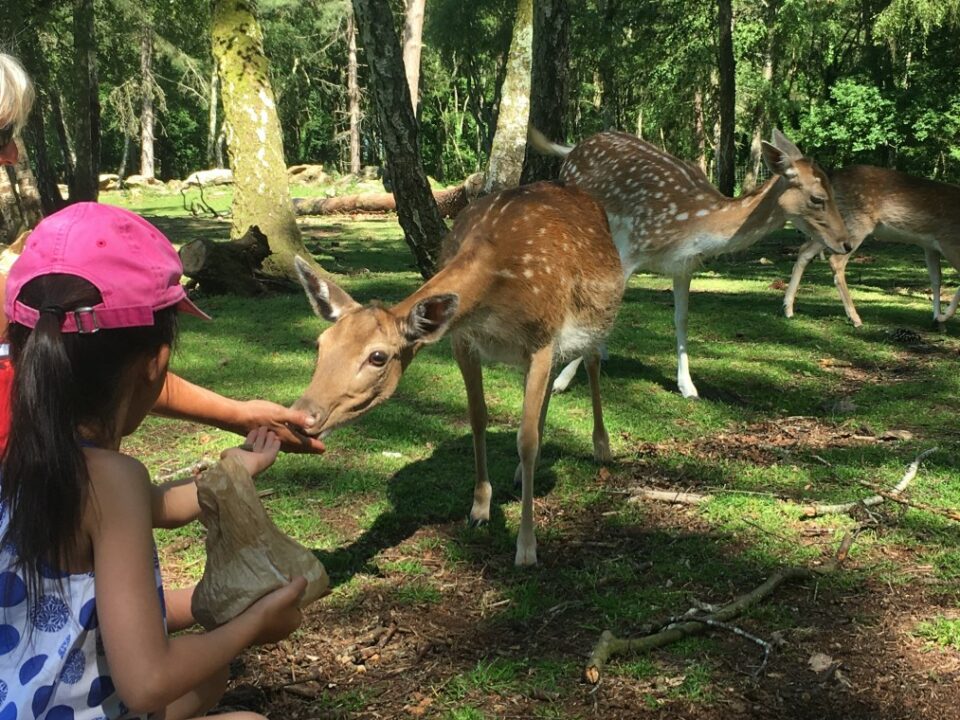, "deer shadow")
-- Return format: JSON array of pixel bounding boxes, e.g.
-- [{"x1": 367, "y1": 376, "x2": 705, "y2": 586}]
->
[{"x1": 311, "y1": 430, "x2": 564, "y2": 586}]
